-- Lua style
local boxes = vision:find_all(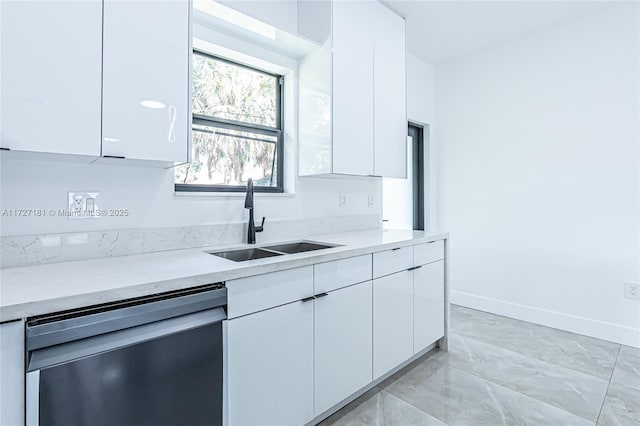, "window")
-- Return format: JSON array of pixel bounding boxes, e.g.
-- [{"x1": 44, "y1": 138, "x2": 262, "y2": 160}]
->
[{"x1": 175, "y1": 51, "x2": 284, "y2": 192}]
